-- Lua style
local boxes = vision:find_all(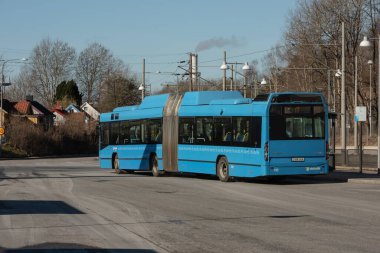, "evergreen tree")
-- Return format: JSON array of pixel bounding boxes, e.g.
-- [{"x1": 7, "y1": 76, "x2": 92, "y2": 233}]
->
[{"x1": 55, "y1": 80, "x2": 83, "y2": 107}]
